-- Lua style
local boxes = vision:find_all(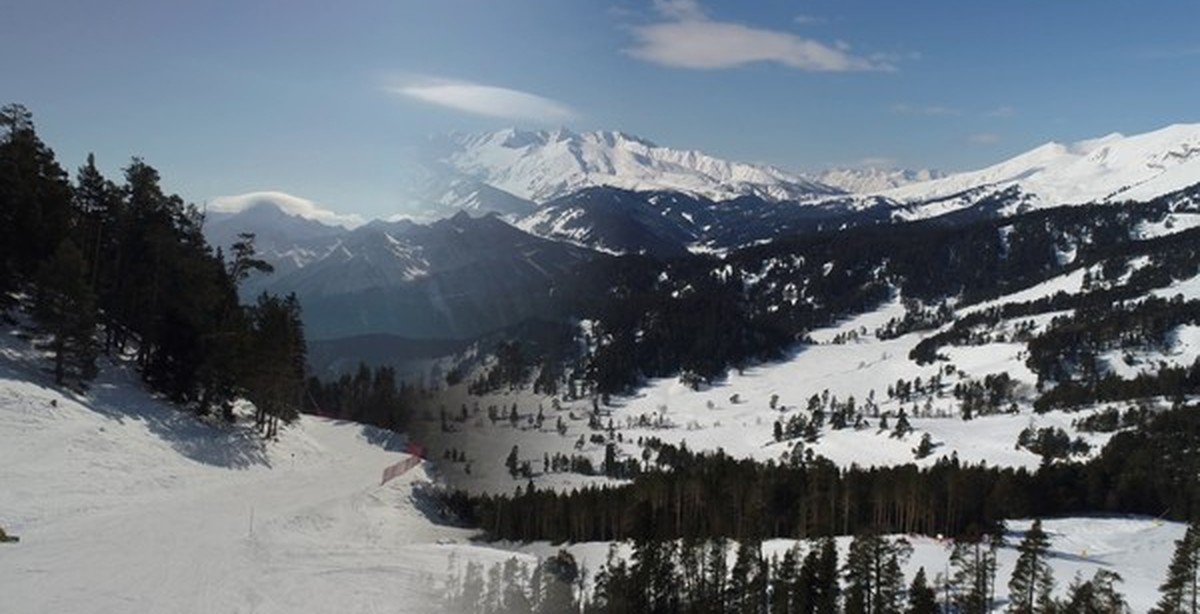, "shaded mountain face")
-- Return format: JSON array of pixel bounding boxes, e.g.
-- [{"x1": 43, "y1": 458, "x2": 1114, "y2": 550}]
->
[
  {"x1": 204, "y1": 208, "x2": 594, "y2": 341},
  {"x1": 515, "y1": 186, "x2": 895, "y2": 257}
]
